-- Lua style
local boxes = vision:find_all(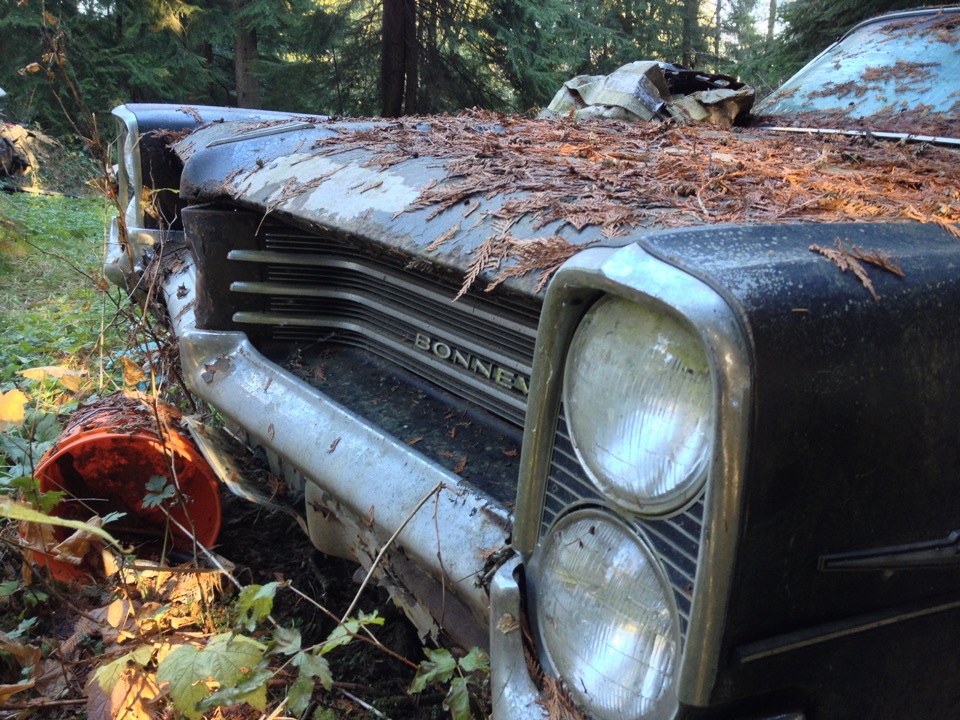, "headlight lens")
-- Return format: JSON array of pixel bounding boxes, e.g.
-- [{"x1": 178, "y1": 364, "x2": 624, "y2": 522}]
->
[
  {"x1": 534, "y1": 512, "x2": 679, "y2": 719},
  {"x1": 564, "y1": 296, "x2": 713, "y2": 515}
]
